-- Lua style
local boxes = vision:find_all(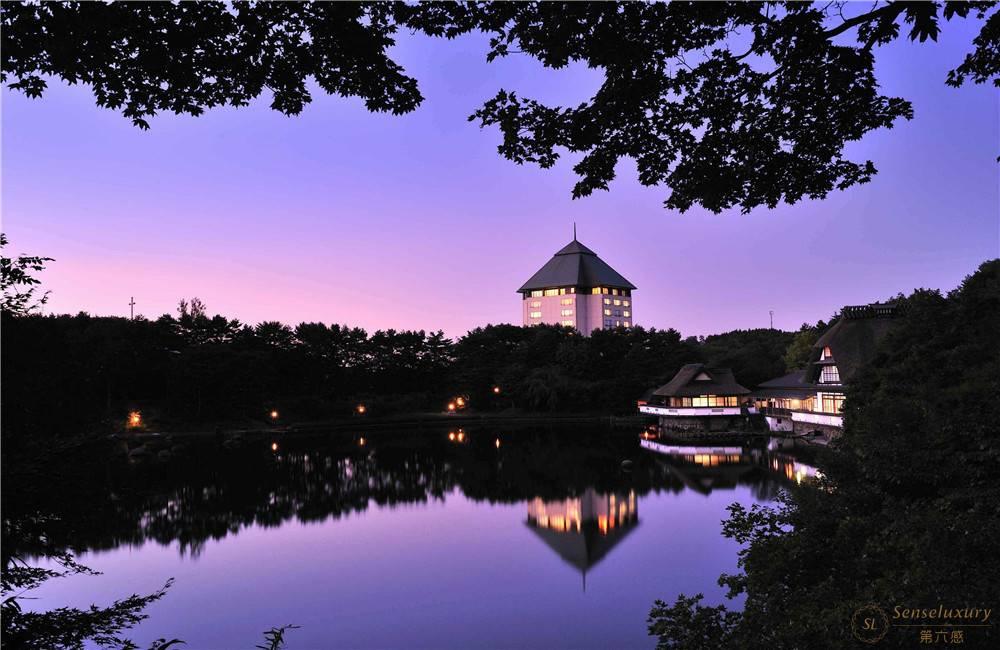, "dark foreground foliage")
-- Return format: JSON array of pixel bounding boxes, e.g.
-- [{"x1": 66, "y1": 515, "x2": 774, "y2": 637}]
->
[
  {"x1": 3, "y1": 2, "x2": 997, "y2": 213},
  {"x1": 648, "y1": 259, "x2": 1000, "y2": 648}
]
